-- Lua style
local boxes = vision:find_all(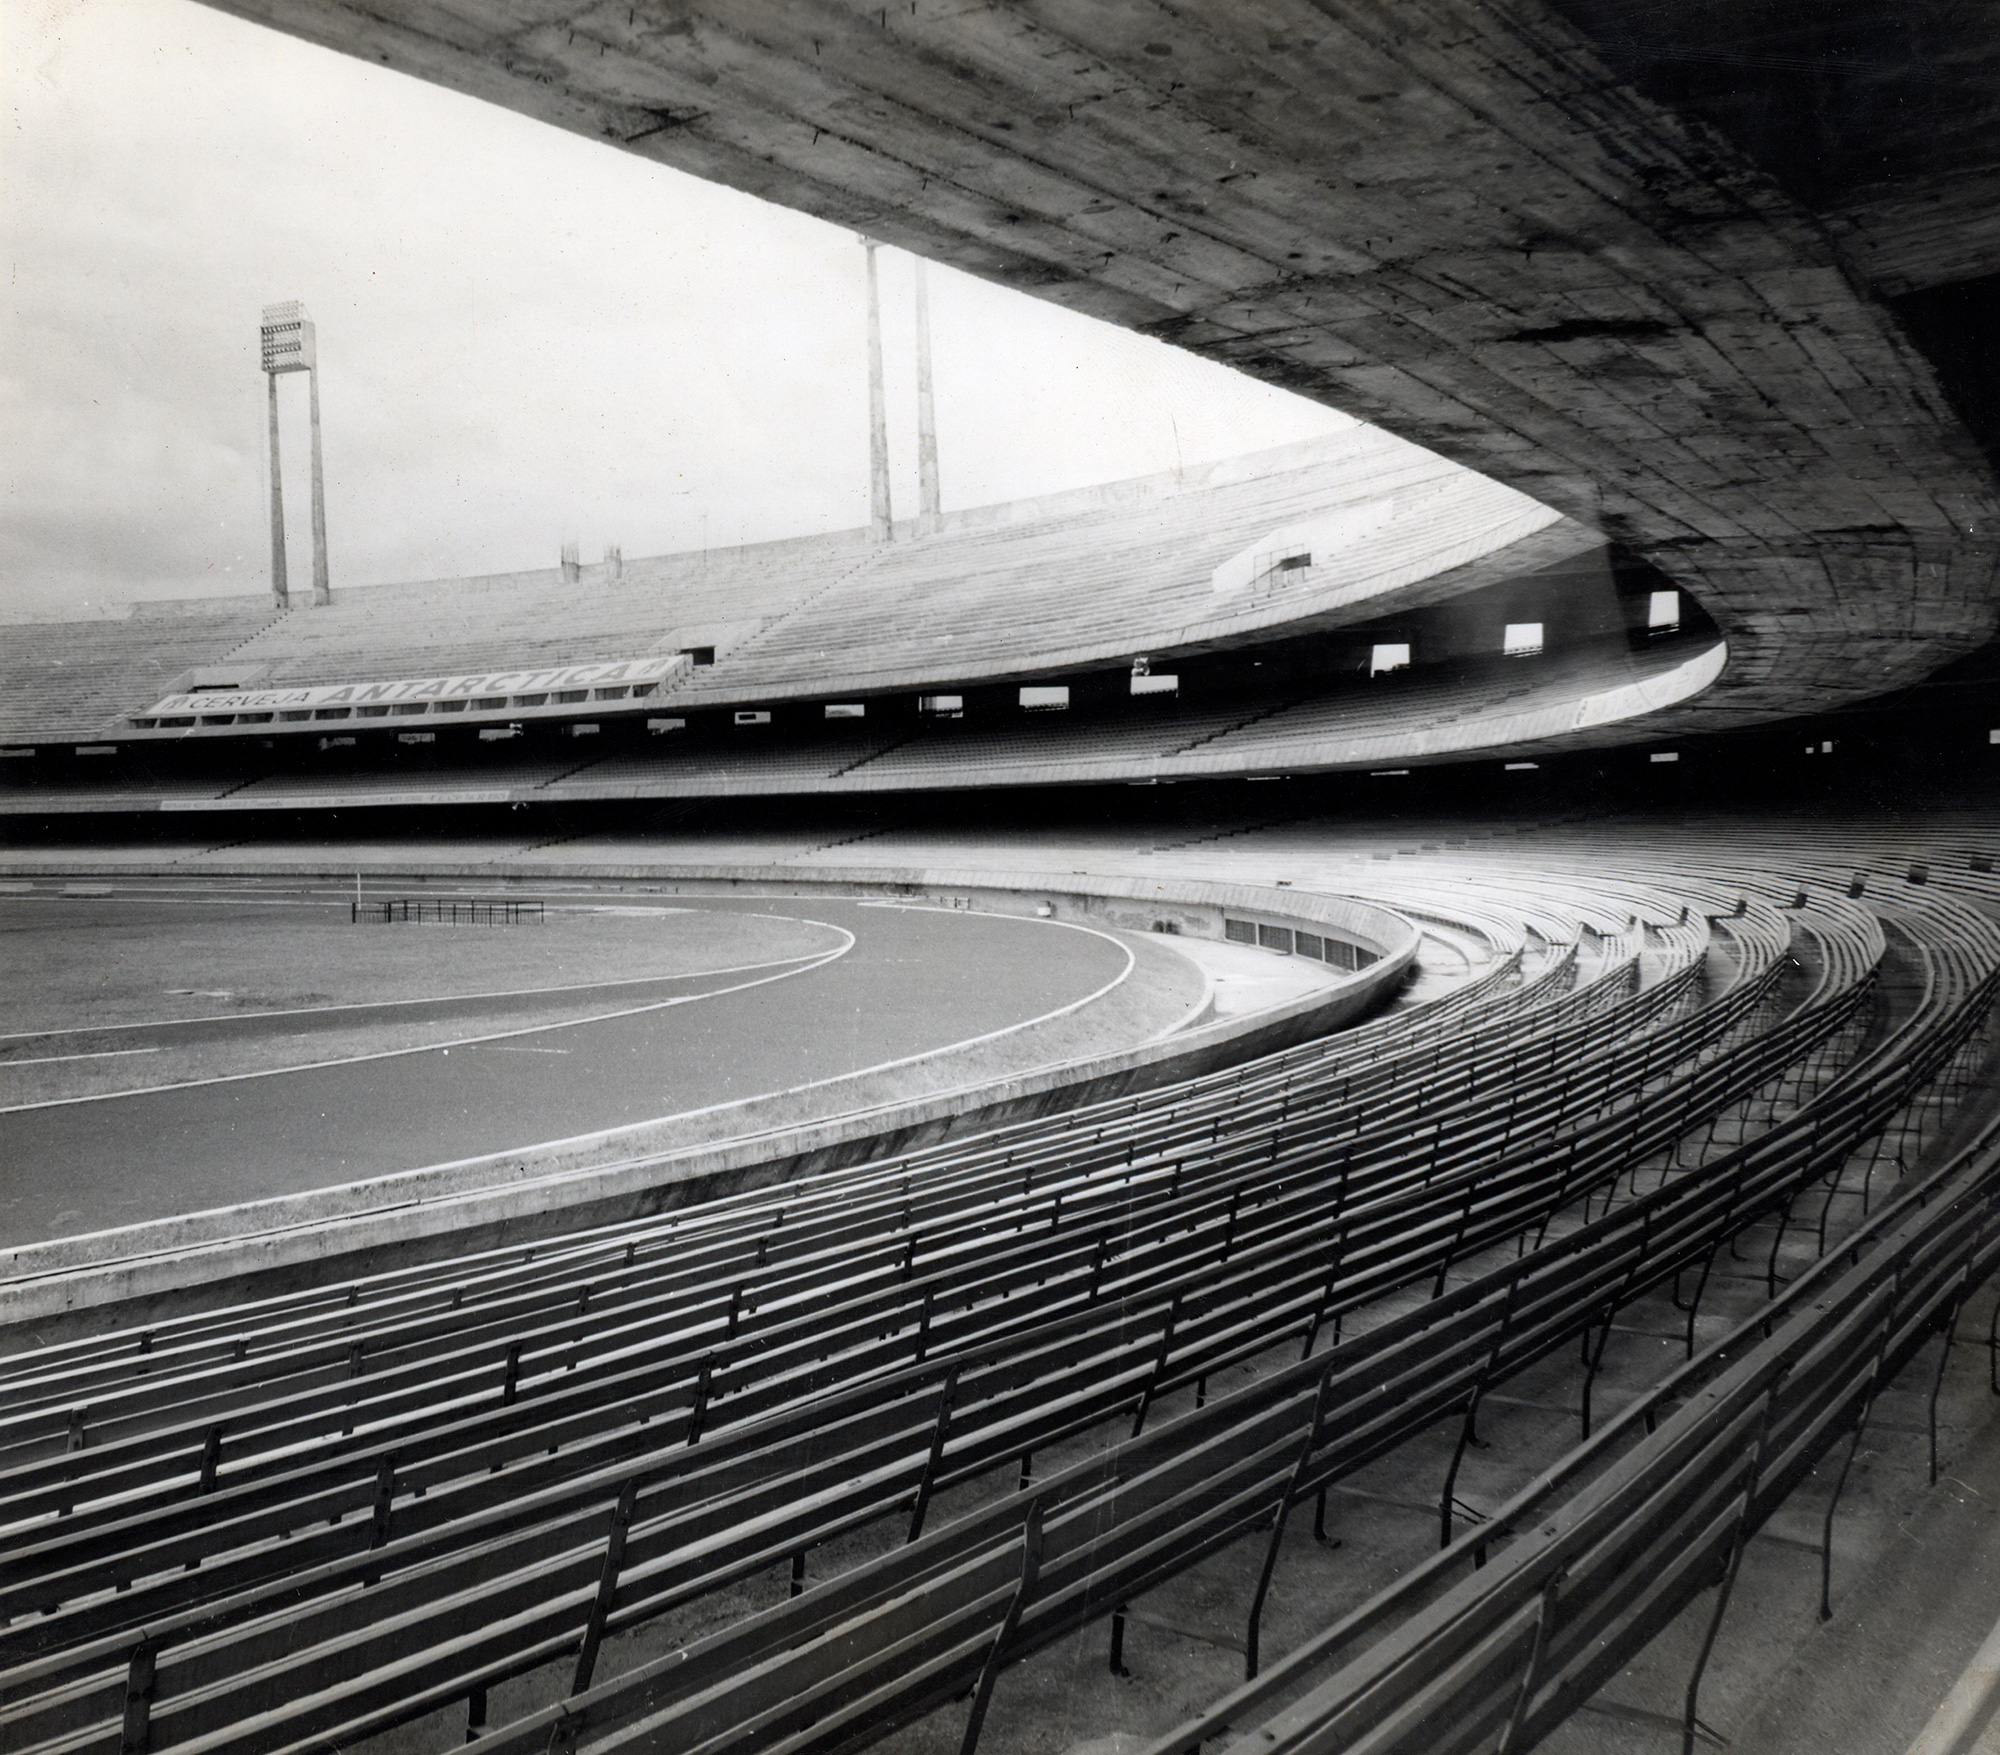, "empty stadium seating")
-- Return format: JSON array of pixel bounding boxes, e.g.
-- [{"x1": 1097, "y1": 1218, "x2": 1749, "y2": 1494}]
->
[
  {"x1": 0, "y1": 604, "x2": 282, "y2": 746},
  {"x1": 0, "y1": 432, "x2": 1595, "y2": 755},
  {"x1": 0, "y1": 633, "x2": 1721, "y2": 815},
  {"x1": 4, "y1": 808, "x2": 1996, "y2": 1755}
]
